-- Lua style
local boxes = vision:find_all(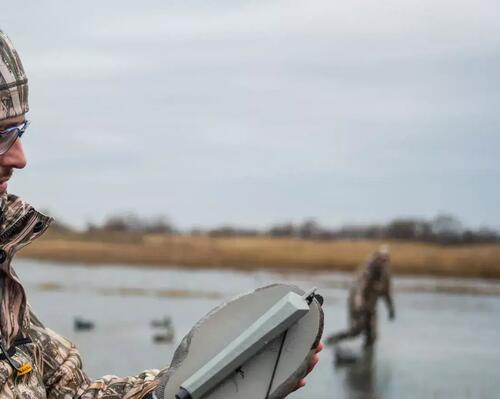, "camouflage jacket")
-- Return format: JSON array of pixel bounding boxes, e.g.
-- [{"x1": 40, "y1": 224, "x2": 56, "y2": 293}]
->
[
  {"x1": 348, "y1": 258, "x2": 394, "y2": 317},
  {"x1": 0, "y1": 193, "x2": 166, "y2": 398}
]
